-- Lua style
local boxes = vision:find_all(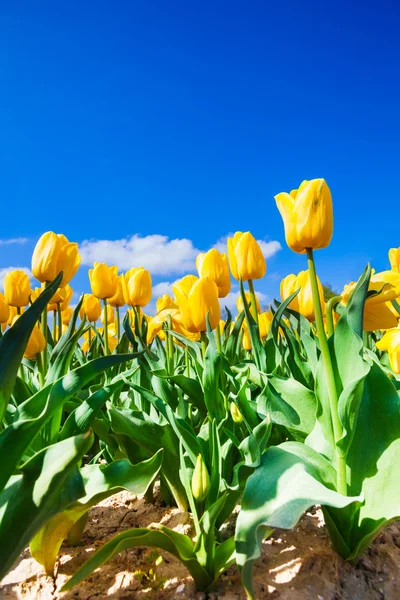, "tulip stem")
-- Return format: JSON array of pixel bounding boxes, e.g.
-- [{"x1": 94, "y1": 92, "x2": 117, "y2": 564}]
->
[
  {"x1": 36, "y1": 351, "x2": 45, "y2": 388},
  {"x1": 52, "y1": 310, "x2": 57, "y2": 342},
  {"x1": 41, "y1": 285, "x2": 48, "y2": 372},
  {"x1": 215, "y1": 324, "x2": 222, "y2": 353},
  {"x1": 116, "y1": 306, "x2": 121, "y2": 341},
  {"x1": 103, "y1": 299, "x2": 109, "y2": 356},
  {"x1": 248, "y1": 280, "x2": 260, "y2": 331},
  {"x1": 306, "y1": 248, "x2": 347, "y2": 496},
  {"x1": 201, "y1": 331, "x2": 208, "y2": 360},
  {"x1": 166, "y1": 314, "x2": 174, "y2": 374},
  {"x1": 57, "y1": 302, "x2": 62, "y2": 342},
  {"x1": 326, "y1": 296, "x2": 341, "y2": 338}
]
